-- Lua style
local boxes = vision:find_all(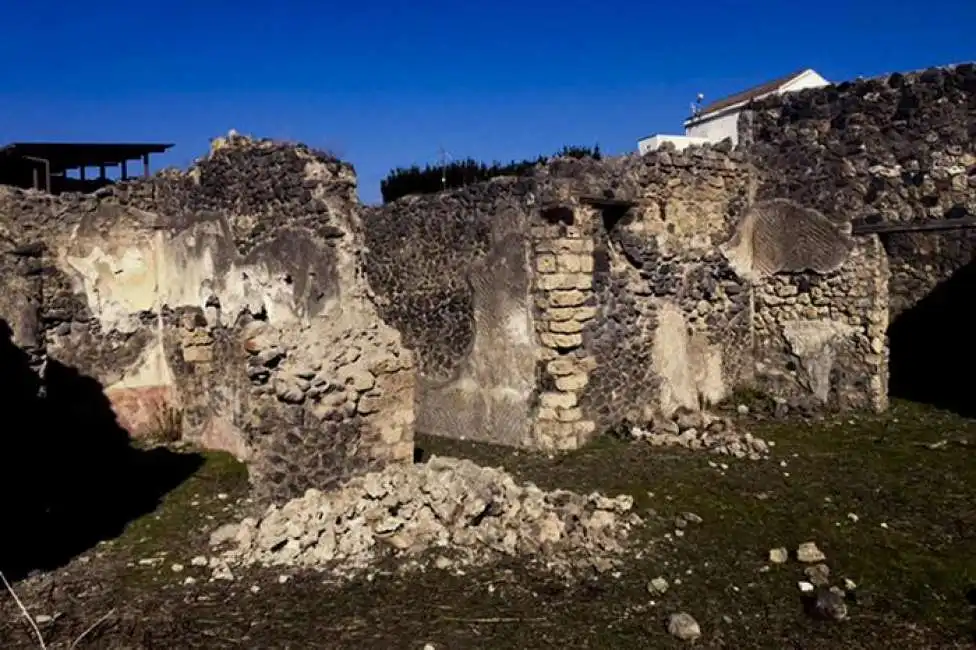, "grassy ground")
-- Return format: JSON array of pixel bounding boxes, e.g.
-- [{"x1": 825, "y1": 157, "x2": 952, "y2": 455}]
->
[{"x1": 1, "y1": 400, "x2": 974, "y2": 648}]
